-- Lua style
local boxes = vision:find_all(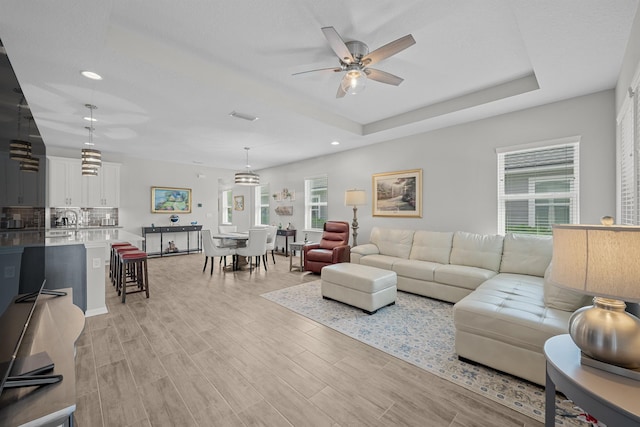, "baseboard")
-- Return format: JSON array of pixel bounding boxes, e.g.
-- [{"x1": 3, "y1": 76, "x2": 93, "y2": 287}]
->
[{"x1": 85, "y1": 307, "x2": 108, "y2": 317}]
